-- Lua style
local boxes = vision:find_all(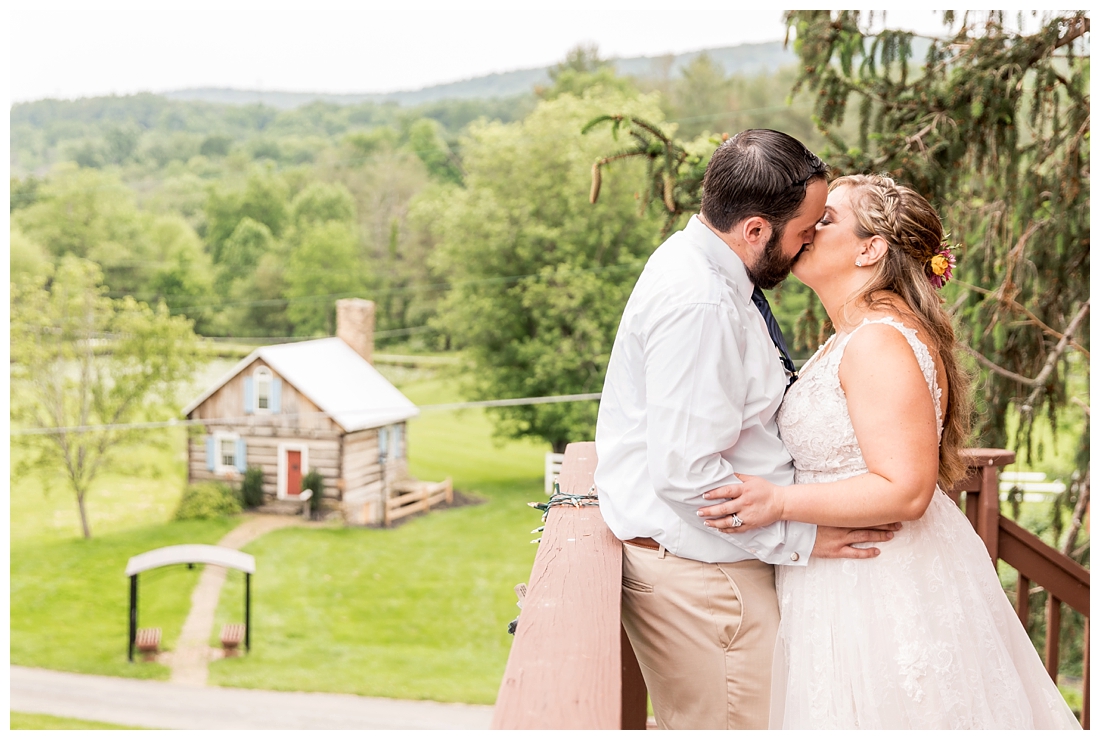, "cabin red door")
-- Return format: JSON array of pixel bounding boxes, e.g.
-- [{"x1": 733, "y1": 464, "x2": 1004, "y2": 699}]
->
[{"x1": 286, "y1": 450, "x2": 302, "y2": 497}]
